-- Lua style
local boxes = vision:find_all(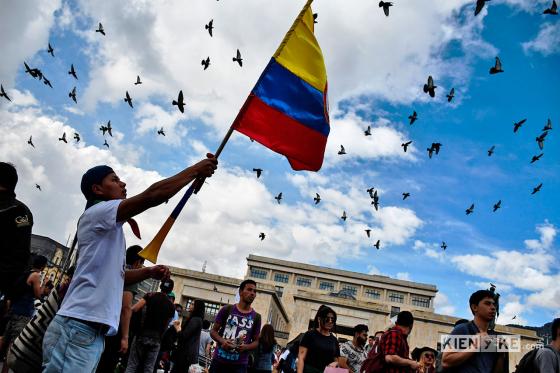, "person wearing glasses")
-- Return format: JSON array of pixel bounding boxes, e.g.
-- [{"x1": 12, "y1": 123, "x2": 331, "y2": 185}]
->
[
  {"x1": 411, "y1": 347, "x2": 437, "y2": 373},
  {"x1": 297, "y1": 305, "x2": 340, "y2": 373}
]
